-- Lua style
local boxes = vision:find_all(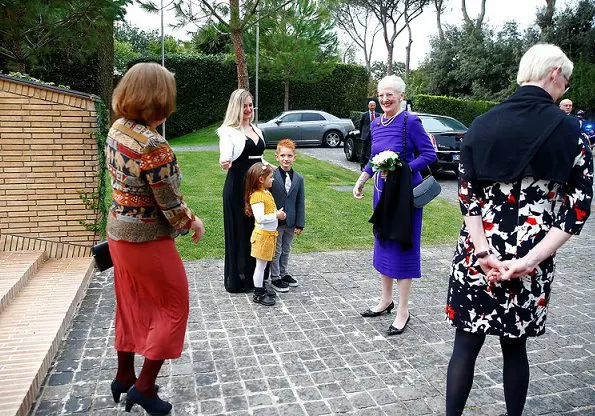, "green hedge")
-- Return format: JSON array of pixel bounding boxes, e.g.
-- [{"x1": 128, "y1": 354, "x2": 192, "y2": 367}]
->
[
  {"x1": 413, "y1": 94, "x2": 497, "y2": 126},
  {"x1": 128, "y1": 55, "x2": 369, "y2": 138},
  {"x1": 350, "y1": 111, "x2": 364, "y2": 129}
]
